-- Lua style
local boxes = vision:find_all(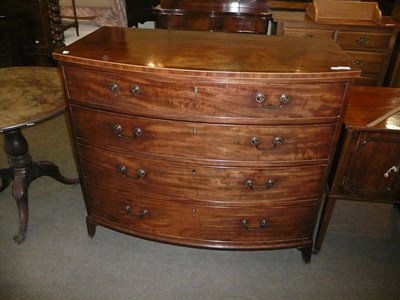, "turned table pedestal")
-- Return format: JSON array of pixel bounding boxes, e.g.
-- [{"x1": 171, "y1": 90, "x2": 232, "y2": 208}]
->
[{"x1": 0, "y1": 67, "x2": 78, "y2": 244}]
